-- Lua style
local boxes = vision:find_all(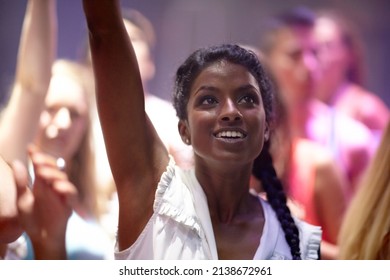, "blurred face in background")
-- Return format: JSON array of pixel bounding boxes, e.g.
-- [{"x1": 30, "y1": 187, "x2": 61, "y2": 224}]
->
[
  {"x1": 124, "y1": 19, "x2": 155, "y2": 87},
  {"x1": 35, "y1": 63, "x2": 89, "y2": 162},
  {"x1": 314, "y1": 16, "x2": 352, "y2": 102},
  {"x1": 266, "y1": 25, "x2": 320, "y2": 107}
]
